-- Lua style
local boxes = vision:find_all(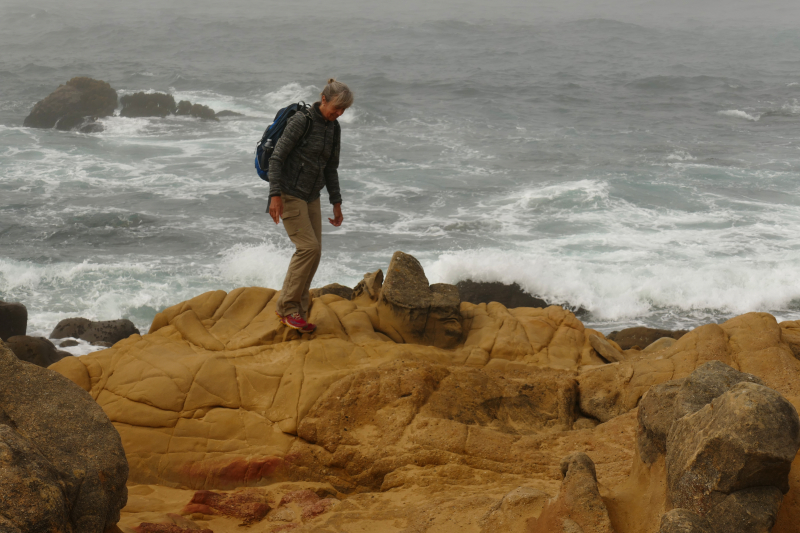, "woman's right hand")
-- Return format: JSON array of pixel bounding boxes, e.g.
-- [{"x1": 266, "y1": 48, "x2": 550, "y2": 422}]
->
[{"x1": 269, "y1": 195, "x2": 283, "y2": 224}]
